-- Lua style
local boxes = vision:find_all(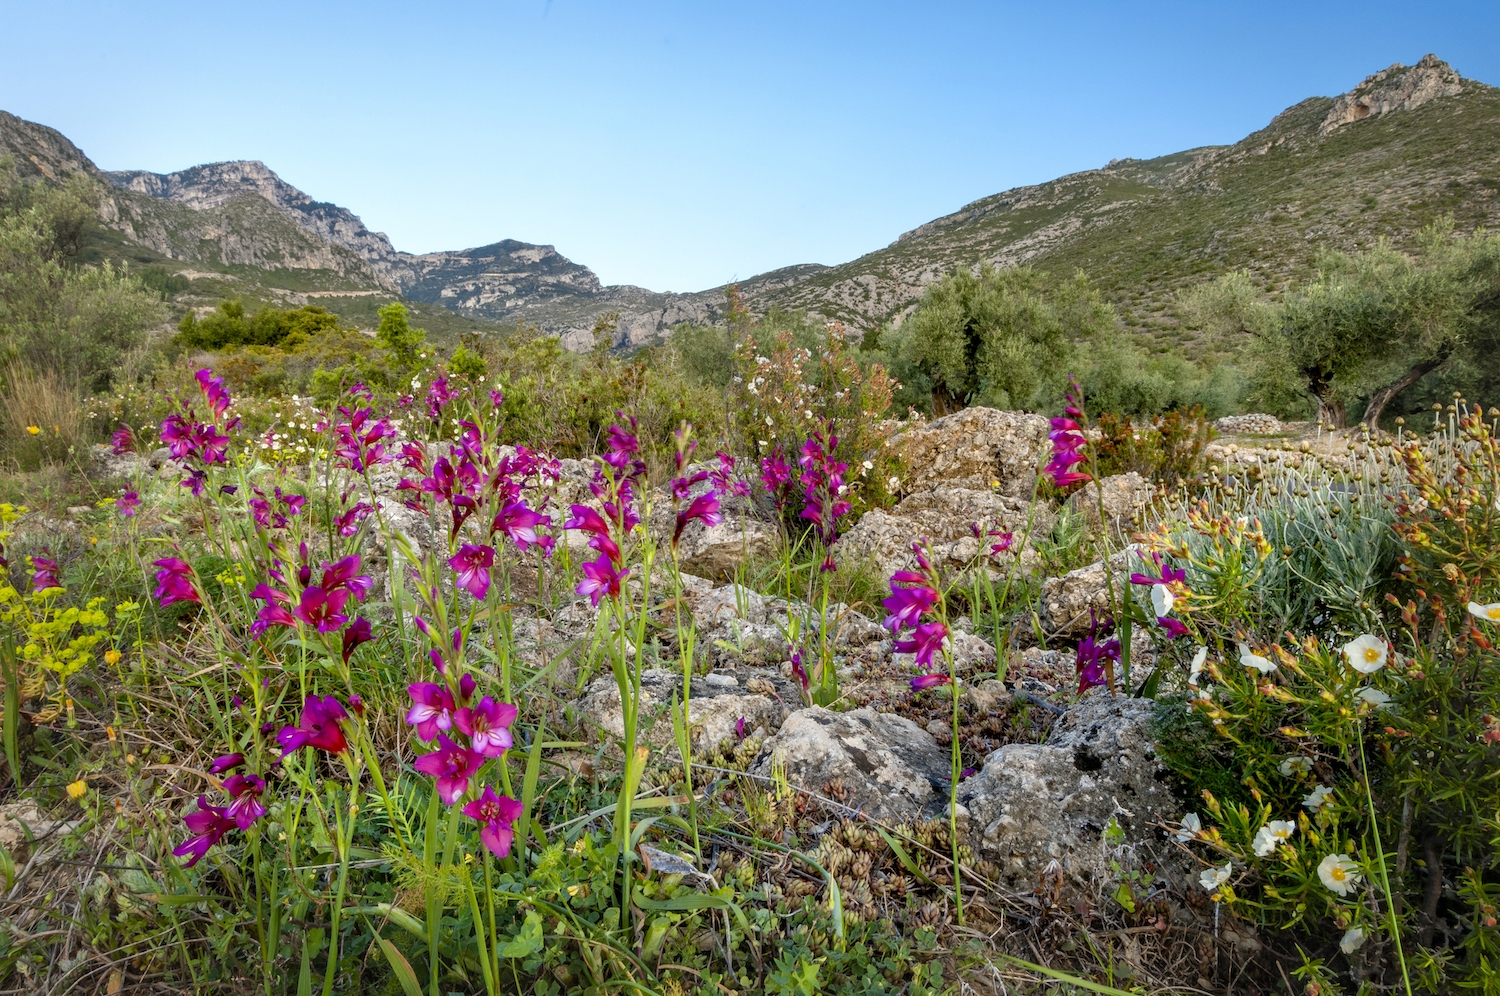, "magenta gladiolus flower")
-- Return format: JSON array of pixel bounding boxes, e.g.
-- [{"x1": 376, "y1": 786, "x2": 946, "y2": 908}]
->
[
  {"x1": 152, "y1": 558, "x2": 199, "y2": 606},
  {"x1": 576, "y1": 554, "x2": 628, "y2": 606},
  {"x1": 895, "y1": 621, "x2": 949, "y2": 669},
  {"x1": 454, "y1": 697, "x2": 518, "y2": 757},
  {"x1": 319, "y1": 555, "x2": 372, "y2": 600},
  {"x1": 116, "y1": 489, "x2": 141, "y2": 518},
  {"x1": 195, "y1": 368, "x2": 232, "y2": 419},
  {"x1": 414, "y1": 734, "x2": 484, "y2": 805},
  {"x1": 342, "y1": 617, "x2": 373, "y2": 663},
  {"x1": 334, "y1": 501, "x2": 374, "y2": 537},
  {"x1": 790, "y1": 651, "x2": 809, "y2": 695},
  {"x1": 249, "y1": 583, "x2": 296, "y2": 637},
  {"x1": 911, "y1": 672, "x2": 951, "y2": 690},
  {"x1": 110, "y1": 424, "x2": 134, "y2": 454},
  {"x1": 173, "y1": 796, "x2": 234, "y2": 867},
  {"x1": 1156, "y1": 615, "x2": 1189, "y2": 639},
  {"x1": 673, "y1": 492, "x2": 722, "y2": 548},
  {"x1": 208, "y1": 753, "x2": 244, "y2": 775},
  {"x1": 735, "y1": 716, "x2": 747, "y2": 741},
  {"x1": 222, "y1": 773, "x2": 267, "y2": 829},
  {"x1": 426, "y1": 375, "x2": 456, "y2": 420},
  {"x1": 882, "y1": 581, "x2": 938, "y2": 634},
  {"x1": 291, "y1": 586, "x2": 350, "y2": 633},
  {"x1": 449, "y1": 543, "x2": 495, "y2": 600},
  {"x1": 276, "y1": 695, "x2": 350, "y2": 757},
  {"x1": 30, "y1": 556, "x2": 60, "y2": 592},
  {"x1": 463, "y1": 786, "x2": 523, "y2": 858},
  {"x1": 1075, "y1": 613, "x2": 1121, "y2": 693},
  {"x1": 1129, "y1": 552, "x2": 1187, "y2": 588},
  {"x1": 492, "y1": 501, "x2": 549, "y2": 550},
  {"x1": 406, "y1": 683, "x2": 457, "y2": 741}
]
